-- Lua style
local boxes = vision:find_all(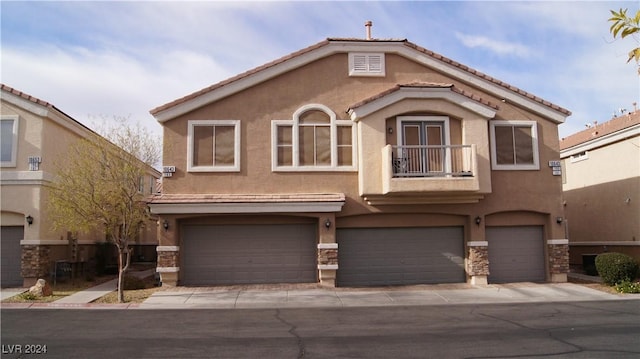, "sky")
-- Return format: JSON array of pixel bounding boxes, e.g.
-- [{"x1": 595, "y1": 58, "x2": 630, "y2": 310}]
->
[{"x1": 1, "y1": 1, "x2": 639, "y2": 139}]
